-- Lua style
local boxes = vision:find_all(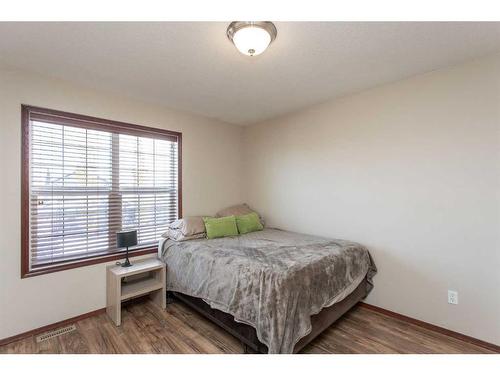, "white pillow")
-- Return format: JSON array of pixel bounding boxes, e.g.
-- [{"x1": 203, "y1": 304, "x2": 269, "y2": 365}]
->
[{"x1": 162, "y1": 228, "x2": 206, "y2": 242}]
